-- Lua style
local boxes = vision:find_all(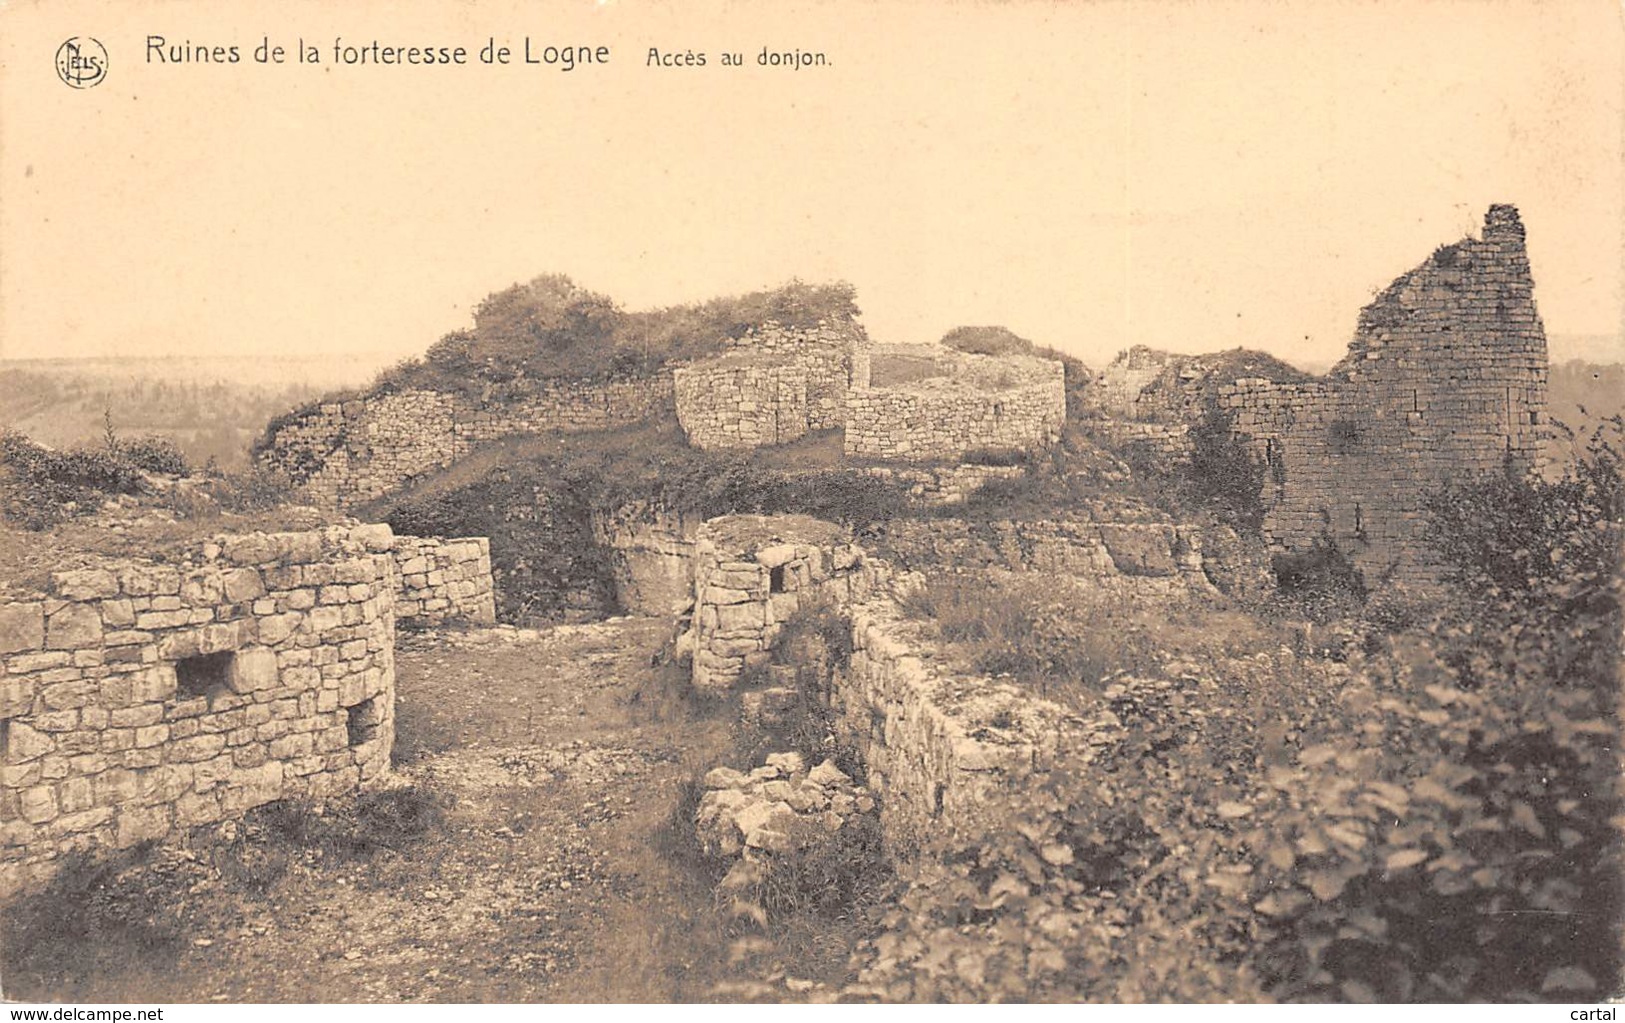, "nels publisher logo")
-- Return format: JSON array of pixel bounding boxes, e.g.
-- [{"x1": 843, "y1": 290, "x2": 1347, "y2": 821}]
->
[{"x1": 55, "y1": 36, "x2": 108, "y2": 88}]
